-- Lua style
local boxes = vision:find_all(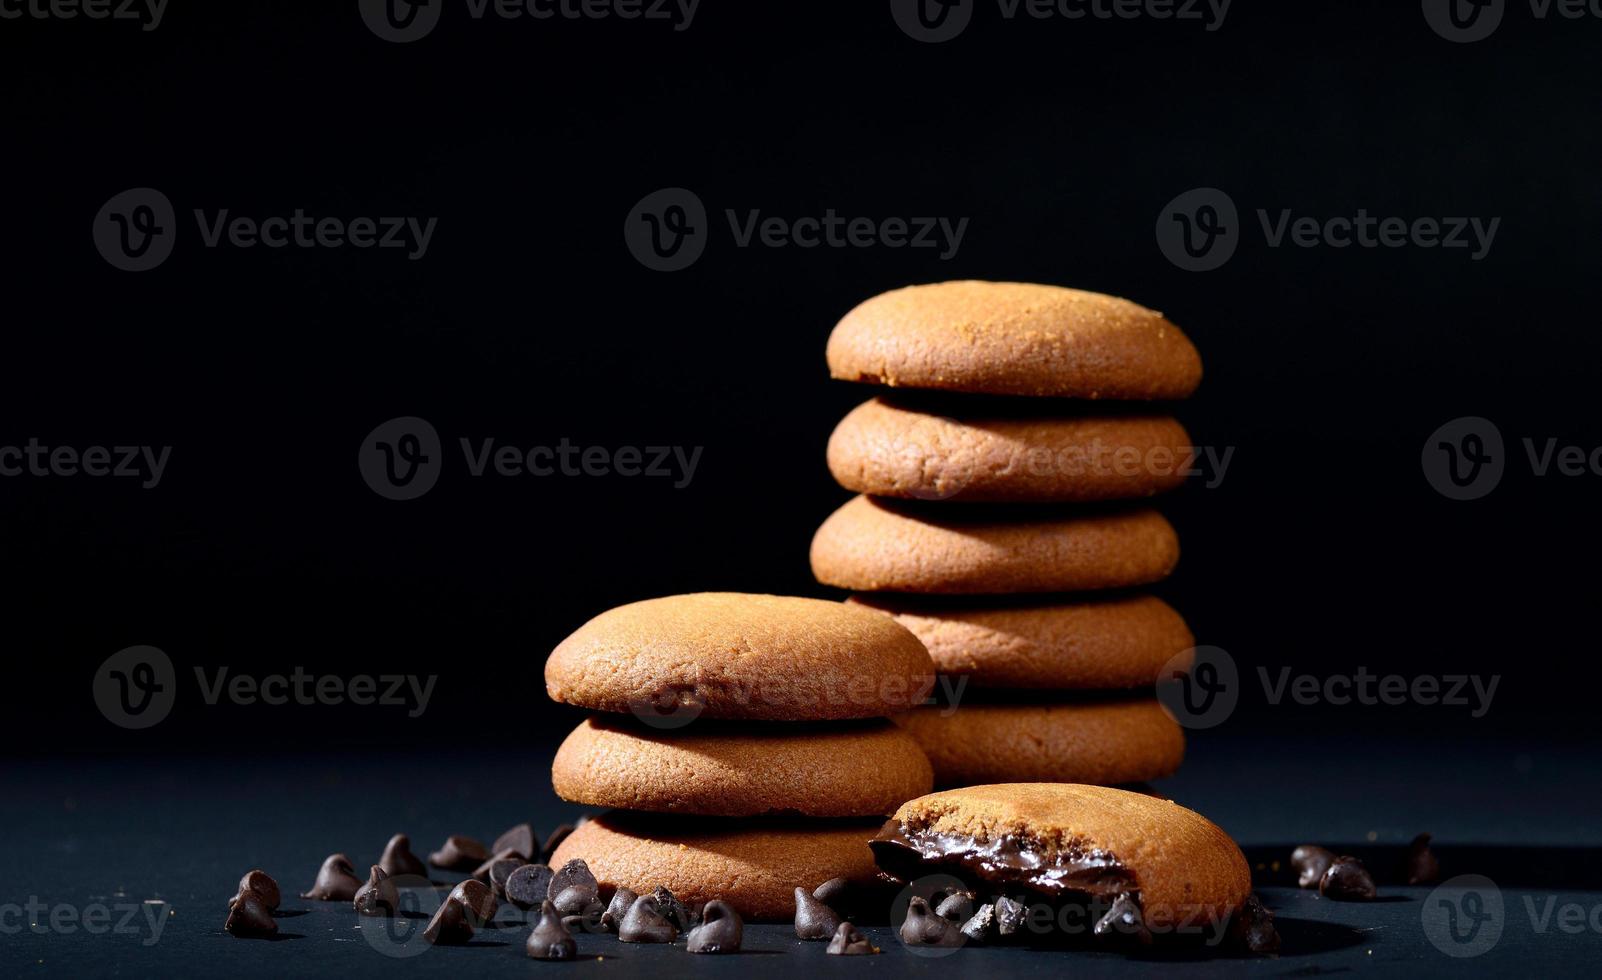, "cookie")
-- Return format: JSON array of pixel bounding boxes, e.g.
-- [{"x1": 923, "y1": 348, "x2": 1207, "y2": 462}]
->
[
  {"x1": 871, "y1": 783, "x2": 1250, "y2": 930},
  {"x1": 549, "y1": 812, "x2": 881, "y2": 922},
  {"x1": 544, "y1": 593, "x2": 936, "y2": 721},
  {"x1": 551, "y1": 716, "x2": 934, "y2": 818},
  {"x1": 810, "y1": 496, "x2": 1179, "y2": 594},
  {"x1": 847, "y1": 594, "x2": 1193, "y2": 689},
  {"x1": 826, "y1": 281, "x2": 1202, "y2": 400},
  {"x1": 827, "y1": 397, "x2": 1192, "y2": 502},
  {"x1": 893, "y1": 700, "x2": 1184, "y2": 787}
]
